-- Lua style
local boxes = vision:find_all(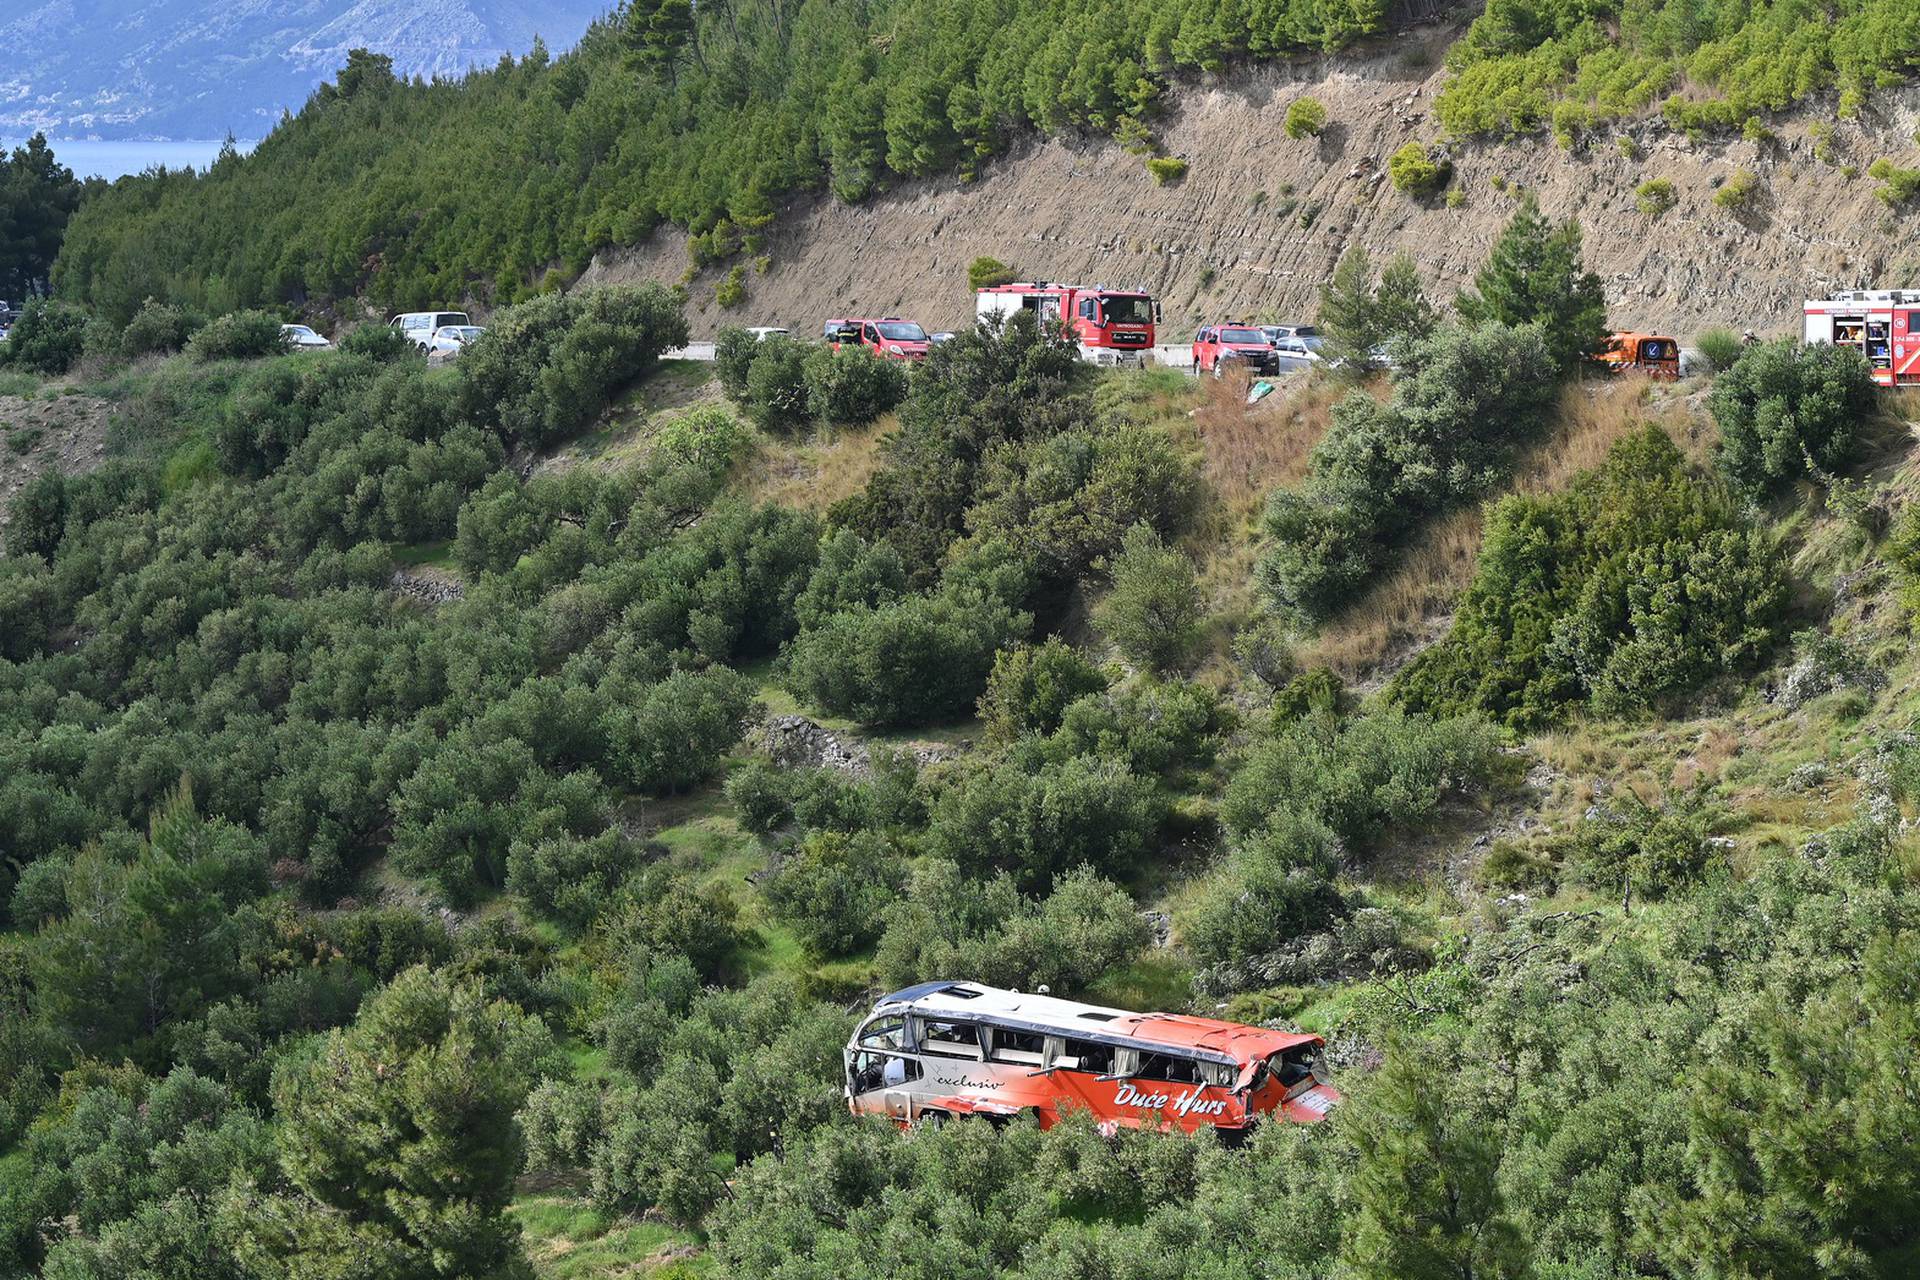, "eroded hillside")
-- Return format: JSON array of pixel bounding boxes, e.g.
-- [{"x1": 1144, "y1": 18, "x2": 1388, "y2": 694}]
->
[{"x1": 592, "y1": 22, "x2": 1920, "y2": 340}]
